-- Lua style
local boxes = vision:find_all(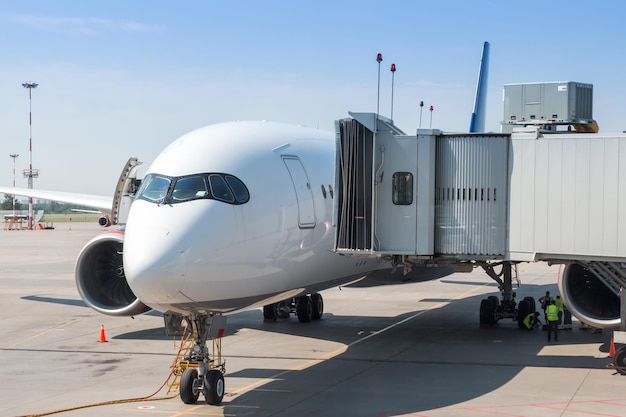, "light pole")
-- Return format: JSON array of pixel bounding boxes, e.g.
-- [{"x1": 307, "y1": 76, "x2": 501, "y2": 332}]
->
[
  {"x1": 22, "y1": 82, "x2": 39, "y2": 230},
  {"x1": 376, "y1": 53, "x2": 382, "y2": 120},
  {"x1": 9, "y1": 154, "x2": 18, "y2": 218},
  {"x1": 390, "y1": 63, "x2": 396, "y2": 122}
]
